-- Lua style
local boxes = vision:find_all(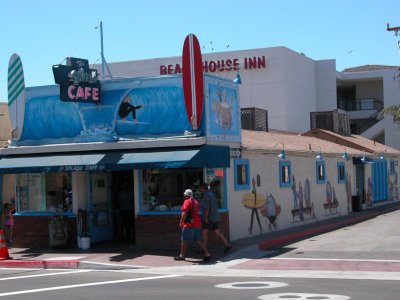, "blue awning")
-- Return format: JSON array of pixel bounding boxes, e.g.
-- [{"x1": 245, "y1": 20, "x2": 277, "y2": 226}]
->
[{"x1": 0, "y1": 145, "x2": 230, "y2": 173}]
